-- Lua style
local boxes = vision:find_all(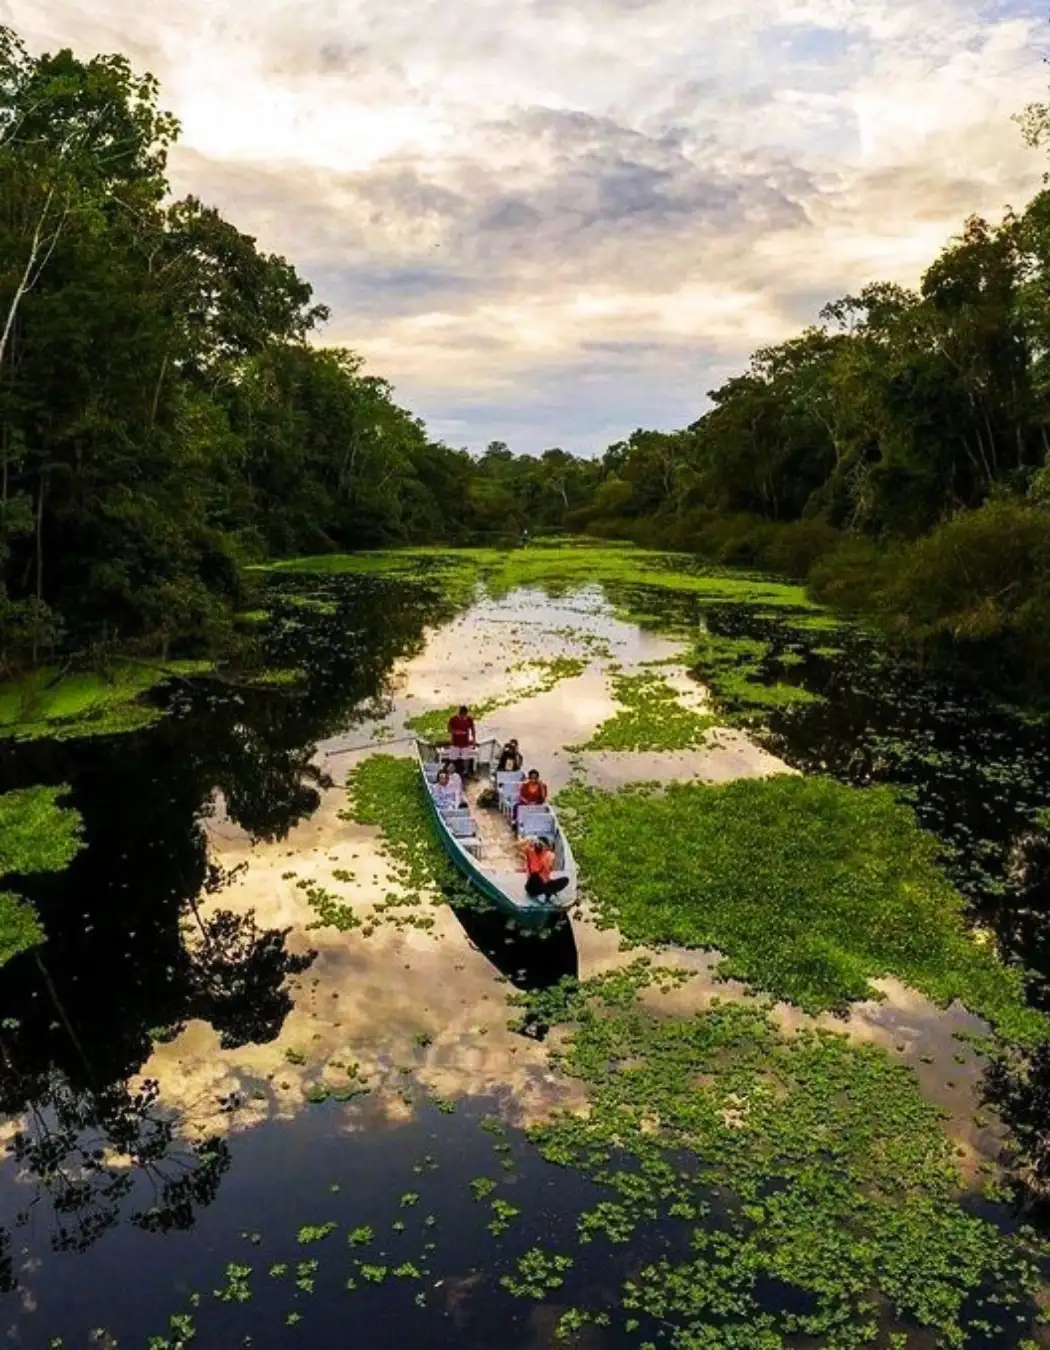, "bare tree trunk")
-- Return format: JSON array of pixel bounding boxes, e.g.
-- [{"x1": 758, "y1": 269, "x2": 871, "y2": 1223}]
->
[
  {"x1": 0, "y1": 185, "x2": 59, "y2": 377},
  {"x1": 149, "y1": 352, "x2": 169, "y2": 429},
  {"x1": 982, "y1": 410, "x2": 1000, "y2": 479}
]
